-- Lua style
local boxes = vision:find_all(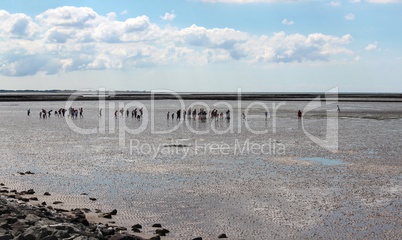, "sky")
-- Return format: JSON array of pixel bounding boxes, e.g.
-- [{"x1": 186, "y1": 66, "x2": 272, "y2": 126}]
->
[{"x1": 0, "y1": 0, "x2": 401, "y2": 92}]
